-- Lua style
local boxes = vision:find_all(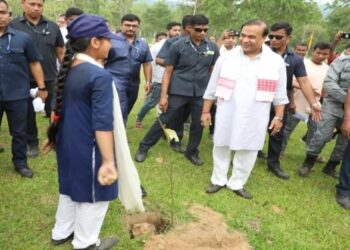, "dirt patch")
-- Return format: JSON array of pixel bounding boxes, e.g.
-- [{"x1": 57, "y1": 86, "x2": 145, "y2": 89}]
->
[
  {"x1": 143, "y1": 204, "x2": 251, "y2": 250},
  {"x1": 124, "y1": 212, "x2": 169, "y2": 238}
]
